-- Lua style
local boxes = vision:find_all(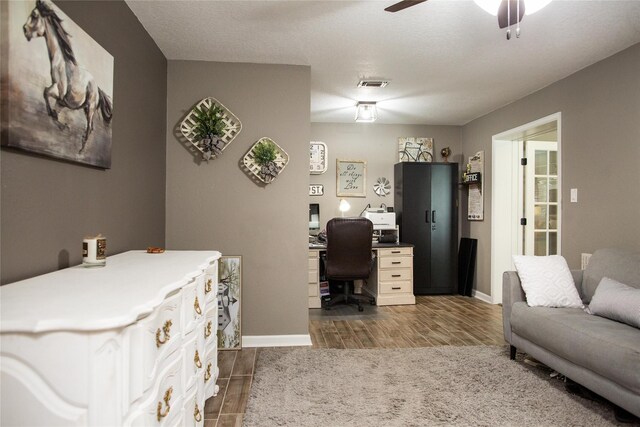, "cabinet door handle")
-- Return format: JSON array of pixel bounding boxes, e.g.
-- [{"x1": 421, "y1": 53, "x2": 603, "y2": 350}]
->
[
  {"x1": 425, "y1": 210, "x2": 430, "y2": 223},
  {"x1": 392, "y1": 274, "x2": 401, "y2": 278},
  {"x1": 194, "y1": 296, "x2": 202, "y2": 315},
  {"x1": 194, "y1": 403, "x2": 202, "y2": 422},
  {"x1": 194, "y1": 349, "x2": 202, "y2": 369},
  {"x1": 205, "y1": 321, "x2": 212, "y2": 339},
  {"x1": 392, "y1": 287, "x2": 401, "y2": 290},
  {"x1": 432, "y1": 210, "x2": 436, "y2": 223},
  {"x1": 155, "y1": 320, "x2": 172, "y2": 348},
  {"x1": 156, "y1": 387, "x2": 173, "y2": 422},
  {"x1": 205, "y1": 278, "x2": 213, "y2": 294}
]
